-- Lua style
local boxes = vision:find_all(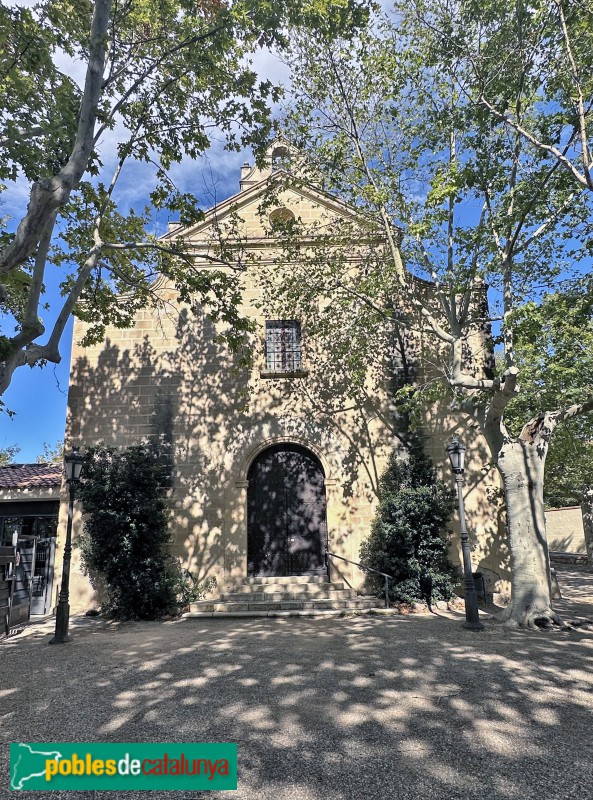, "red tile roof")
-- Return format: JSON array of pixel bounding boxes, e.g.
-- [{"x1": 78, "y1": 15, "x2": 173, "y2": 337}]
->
[{"x1": 0, "y1": 463, "x2": 62, "y2": 490}]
